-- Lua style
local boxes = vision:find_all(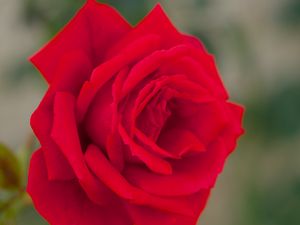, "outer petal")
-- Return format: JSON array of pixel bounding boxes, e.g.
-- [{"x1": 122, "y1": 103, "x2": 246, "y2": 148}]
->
[
  {"x1": 51, "y1": 92, "x2": 112, "y2": 205},
  {"x1": 31, "y1": 105, "x2": 75, "y2": 180},
  {"x1": 121, "y1": 45, "x2": 194, "y2": 97},
  {"x1": 30, "y1": 0, "x2": 131, "y2": 83},
  {"x1": 125, "y1": 190, "x2": 210, "y2": 225},
  {"x1": 84, "y1": 80, "x2": 114, "y2": 148},
  {"x1": 166, "y1": 100, "x2": 229, "y2": 145},
  {"x1": 159, "y1": 56, "x2": 228, "y2": 99},
  {"x1": 27, "y1": 149, "x2": 132, "y2": 225},
  {"x1": 85, "y1": 144, "x2": 197, "y2": 216},
  {"x1": 76, "y1": 34, "x2": 161, "y2": 122},
  {"x1": 124, "y1": 140, "x2": 228, "y2": 196},
  {"x1": 30, "y1": 51, "x2": 93, "y2": 181},
  {"x1": 107, "y1": 3, "x2": 184, "y2": 58},
  {"x1": 222, "y1": 103, "x2": 245, "y2": 152},
  {"x1": 182, "y1": 34, "x2": 207, "y2": 51},
  {"x1": 138, "y1": 3, "x2": 183, "y2": 46},
  {"x1": 182, "y1": 34, "x2": 229, "y2": 99}
]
